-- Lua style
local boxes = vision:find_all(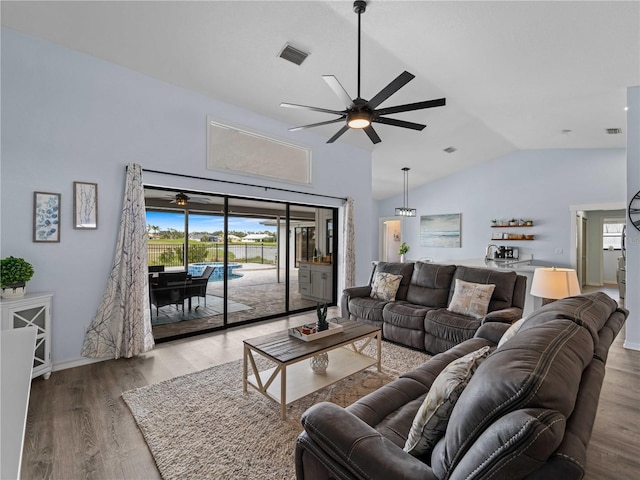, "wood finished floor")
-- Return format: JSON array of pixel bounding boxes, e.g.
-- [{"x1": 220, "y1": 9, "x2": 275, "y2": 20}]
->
[{"x1": 22, "y1": 296, "x2": 640, "y2": 480}]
